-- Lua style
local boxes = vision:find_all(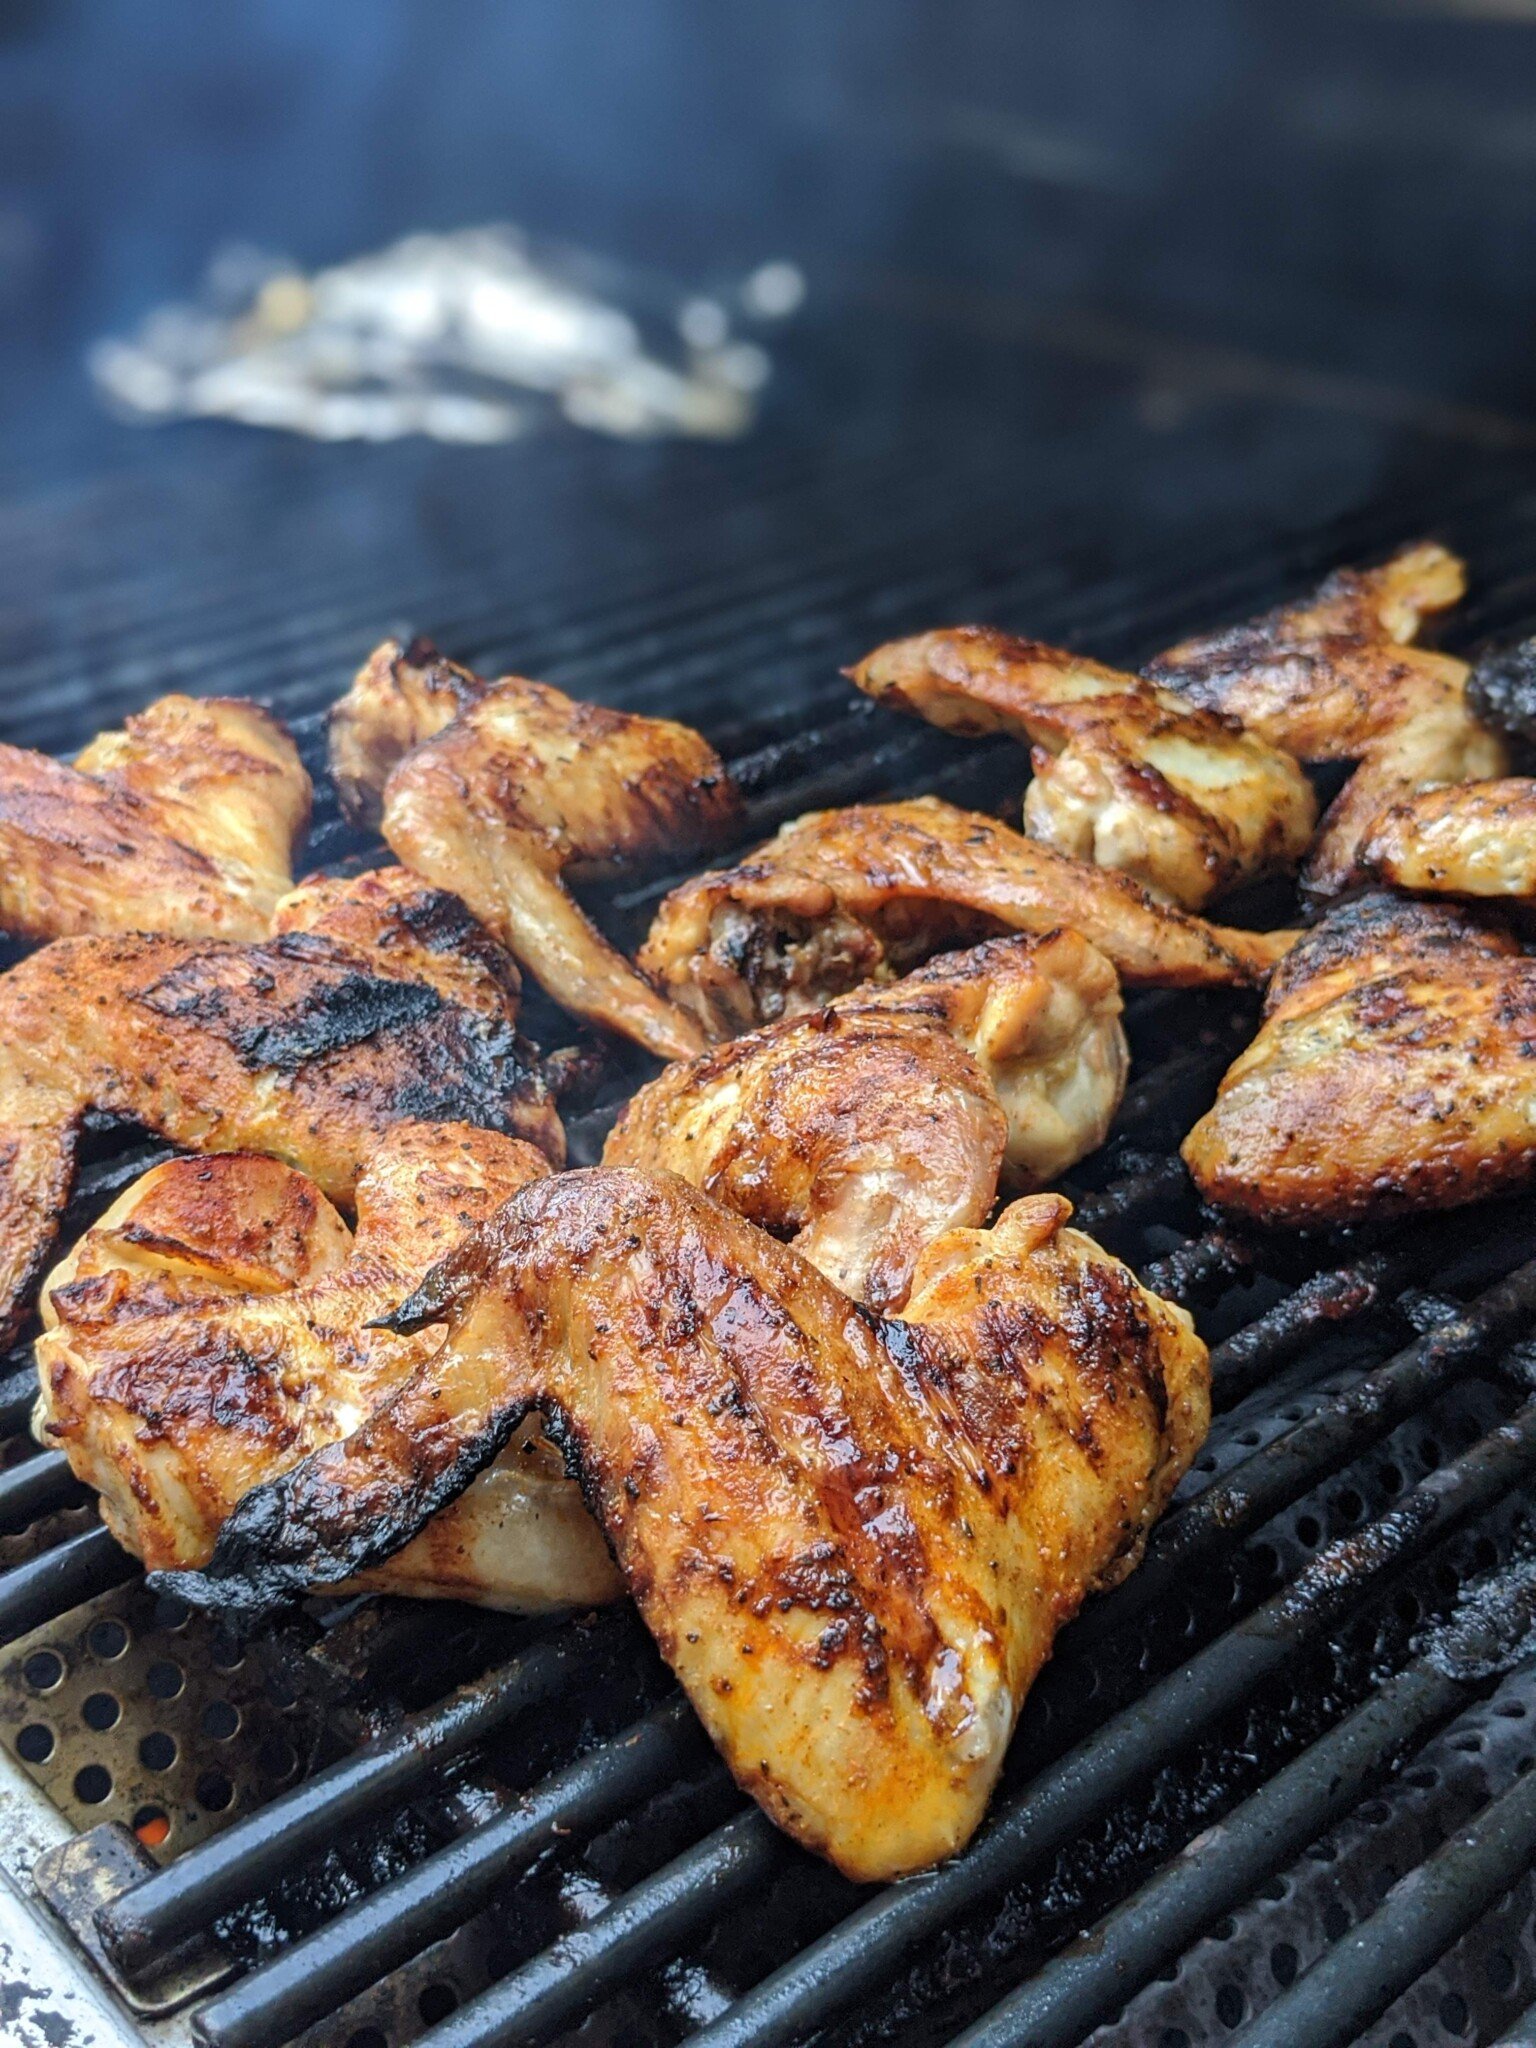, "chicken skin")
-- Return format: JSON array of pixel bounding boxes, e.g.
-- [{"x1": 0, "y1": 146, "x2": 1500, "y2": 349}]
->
[
  {"x1": 638, "y1": 796, "x2": 1292, "y2": 1041},
  {"x1": 0, "y1": 694, "x2": 311, "y2": 943},
  {"x1": 35, "y1": 1122, "x2": 618, "y2": 1609},
  {"x1": 1183, "y1": 891, "x2": 1536, "y2": 1228},
  {"x1": 606, "y1": 933, "x2": 1126, "y2": 1312},
  {"x1": 1359, "y1": 778, "x2": 1536, "y2": 902},
  {"x1": 0, "y1": 870, "x2": 561, "y2": 1345},
  {"x1": 1148, "y1": 543, "x2": 1507, "y2": 899},
  {"x1": 158, "y1": 1167, "x2": 1209, "y2": 1882},
  {"x1": 329, "y1": 637, "x2": 743, "y2": 1058},
  {"x1": 849, "y1": 629, "x2": 1315, "y2": 911}
]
